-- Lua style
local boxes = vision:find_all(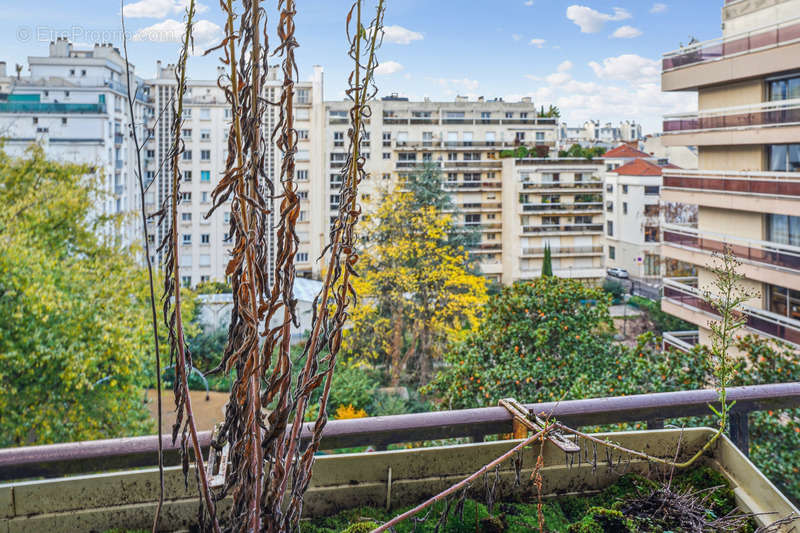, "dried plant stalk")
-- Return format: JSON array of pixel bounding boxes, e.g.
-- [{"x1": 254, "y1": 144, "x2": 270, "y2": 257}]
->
[{"x1": 156, "y1": 1, "x2": 220, "y2": 530}]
